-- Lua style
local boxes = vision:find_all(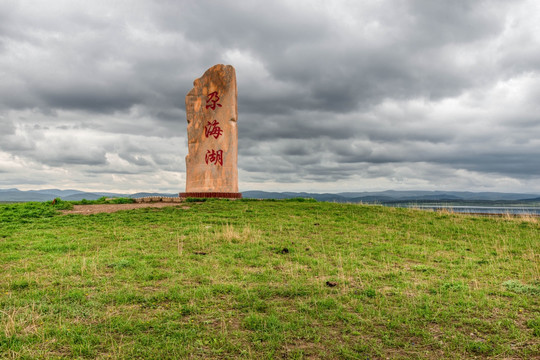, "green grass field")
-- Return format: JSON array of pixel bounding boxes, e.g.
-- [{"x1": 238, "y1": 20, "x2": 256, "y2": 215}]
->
[{"x1": 1, "y1": 199, "x2": 538, "y2": 359}]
